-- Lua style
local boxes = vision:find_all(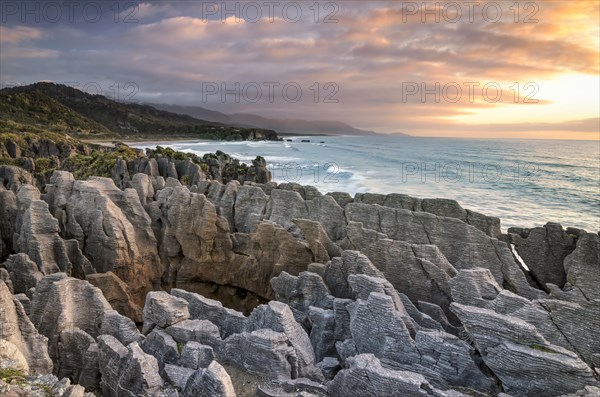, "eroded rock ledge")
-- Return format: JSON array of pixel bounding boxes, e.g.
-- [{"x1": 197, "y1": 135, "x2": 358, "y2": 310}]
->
[{"x1": 0, "y1": 156, "x2": 599, "y2": 397}]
